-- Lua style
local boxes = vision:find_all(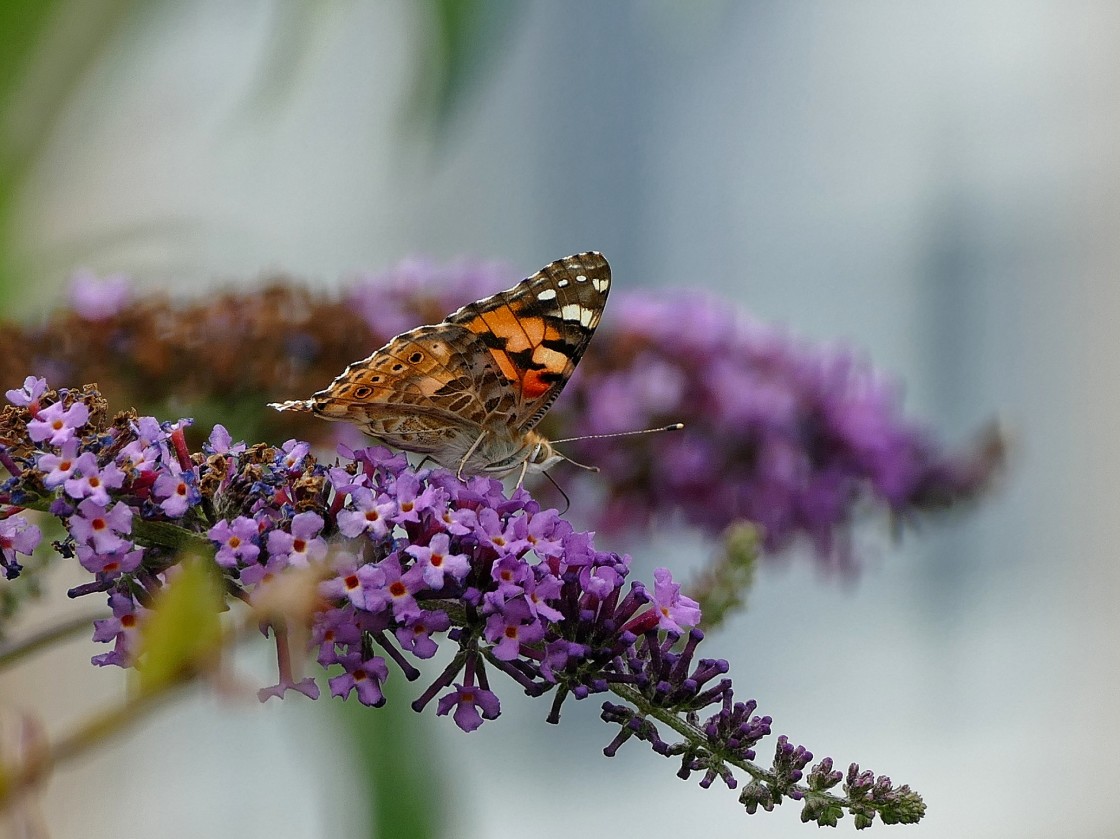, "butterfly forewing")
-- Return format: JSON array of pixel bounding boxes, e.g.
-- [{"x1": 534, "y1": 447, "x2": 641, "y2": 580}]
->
[{"x1": 446, "y1": 251, "x2": 610, "y2": 433}]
